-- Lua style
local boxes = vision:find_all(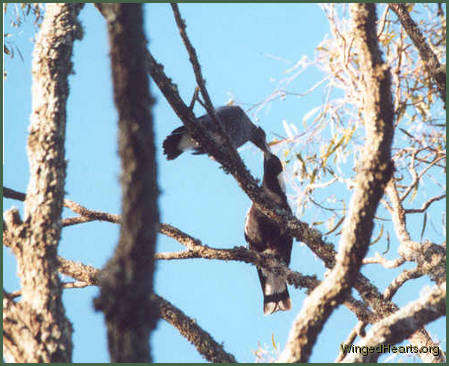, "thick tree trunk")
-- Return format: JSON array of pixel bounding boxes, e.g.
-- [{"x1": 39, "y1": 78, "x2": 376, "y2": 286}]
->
[{"x1": 3, "y1": 3, "x2": 83, "y2": 362}]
